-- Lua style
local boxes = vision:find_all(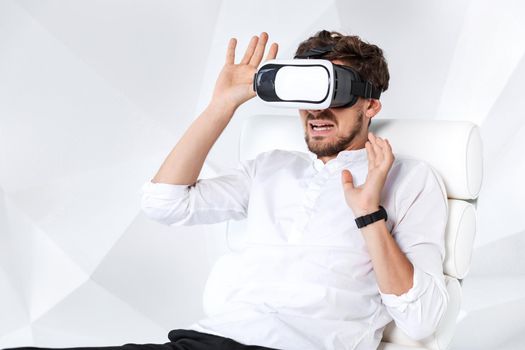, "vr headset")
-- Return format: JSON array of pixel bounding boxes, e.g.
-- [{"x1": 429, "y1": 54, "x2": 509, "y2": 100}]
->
[{"x1": 253, "y1": 46, "x2": 382, "y2": 109}]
